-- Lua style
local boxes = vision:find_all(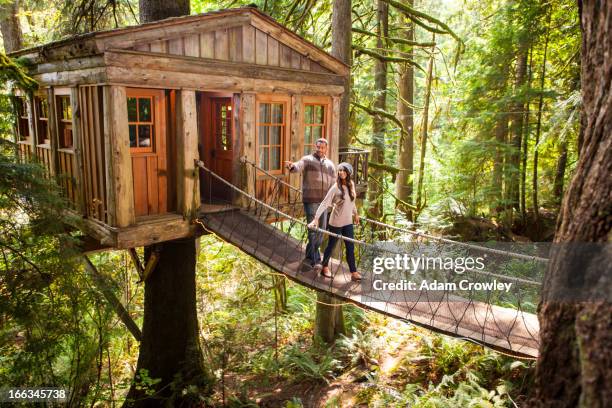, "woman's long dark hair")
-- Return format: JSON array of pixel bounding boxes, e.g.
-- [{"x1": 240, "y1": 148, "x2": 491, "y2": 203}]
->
[{"x1": 337, "y1": 170, "x2": 355, "y2": 201}]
